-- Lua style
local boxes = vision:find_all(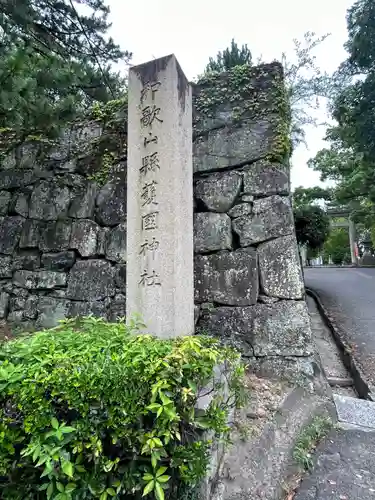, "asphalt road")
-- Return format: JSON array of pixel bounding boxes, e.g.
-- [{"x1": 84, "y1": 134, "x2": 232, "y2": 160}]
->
[{"x1": 305, "y1": 267, "x2": 375, "y2": 387}]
